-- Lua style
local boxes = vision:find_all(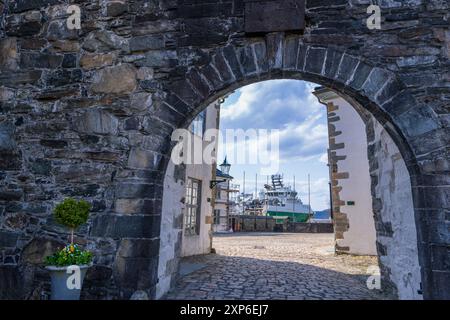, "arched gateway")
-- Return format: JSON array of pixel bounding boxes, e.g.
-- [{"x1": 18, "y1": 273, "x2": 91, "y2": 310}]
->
[{"x1": 0, "y1": 1, "x2": 448, "y2": 300}]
